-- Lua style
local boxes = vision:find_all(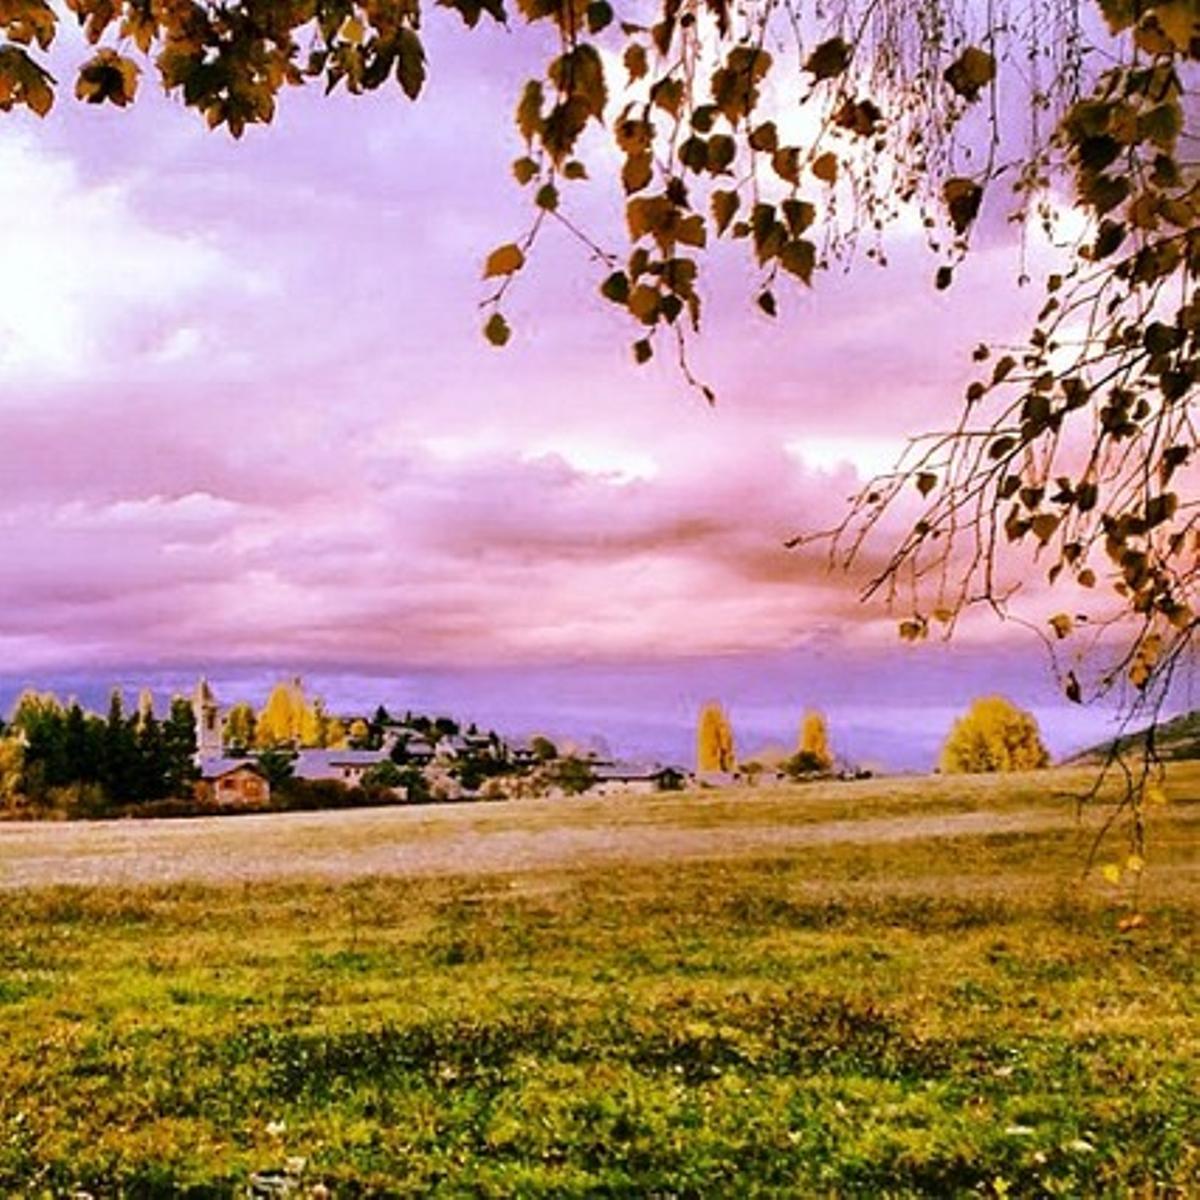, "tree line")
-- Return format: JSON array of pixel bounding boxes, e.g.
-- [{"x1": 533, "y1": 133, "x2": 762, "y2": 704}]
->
[
  {"x1": 0, "y1": 690, "x2": 197, "y2": 814},
  {"x1": 698, "y1": 696, "x2": 1049, "y2": 777}
]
